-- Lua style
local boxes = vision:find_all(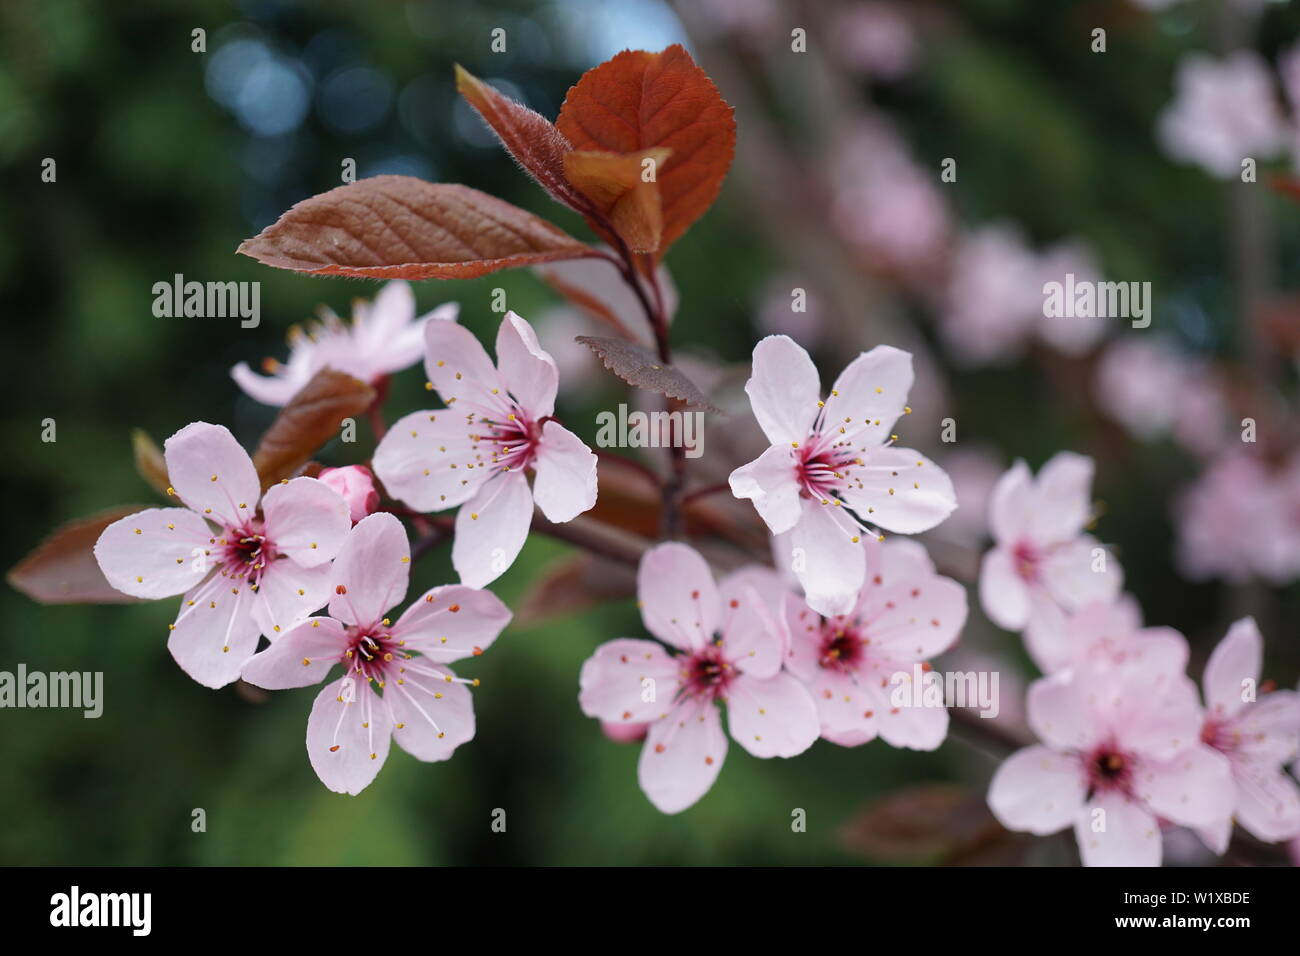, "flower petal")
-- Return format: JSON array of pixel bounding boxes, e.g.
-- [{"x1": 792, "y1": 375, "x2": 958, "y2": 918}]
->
[
  {"x1": 728, "y1": 444, "x2": 801, "y2": 534},
  {"x1": 306, "y1": 676, "x2": 393, "y2": 795},
  {"x1": 839, "y1": 446, "x2": 956, "y2": 534},
  {"x1": 231, "y1": 361, "x2": 306, "y2": 407},
  {"x1": 1040, "y1": 535, "x2": 1123, "y2": 612},
  {"x1": 496, "y1": 311, "x2": 559, "y2": 420},
  {"x1": 532, "y1": 420, "x2": 597, "y2": 523},
  {"x1": 637, "y1": 542, "x2": 721, "y2": 651},
  {"x1": 988, "y1": 460, "x2": 1033, "y2": 545},
  {"x1": 790, "y1": 500, "x2": 866, "y2": 618},
  {"x1": 451, "y1": 471, "x2": 534, "y2": 588},
  {"x1": 391, "y1": 584, "x2": 513, "y2": 663},
  {"x1": 717, "y1": 584, "x2": 784, "y2": 679},
  {"x1": 1074, "y1": 793, "x2": 1162, "y2": 867},
  {"x1": 371, "y1": 409, "x2": 489, "y2": 513},
  {"x1": 241, "y1": 616, "x2": 345, "y2": 689},
  {"x1": 163, "y1": 422, "x2": 261, "y2": 527},
  {"x1": 1027, "y1": 672, "x2": 1098, "y2": 752},
  {"x1": 94, "y1": 507, "x2": 213, "y2": 599},
  {"x1": 1028, "y1": 451, "x2": 1094, "y2": 545},
  {"x1": 579, "y1": 638, "x2": 681, "y2": 724},
  {"x1": 637, "y1": 698, "x2": 727, "y2": 814},
  {"x1": 250, "y1": 560, "x2": 334, "y2": 638},
  {"x1": 423, "y1": 318, "x2": 504, "y2": 416},
  {"x1": 1234, "y1": 760, "x2": 1300, "y2": 843},
  {"x1": 327, "y1": 512, "x2": 410, "y2": 626},
  {"x1": 862, "y1": 574, "x2": 968, "y2": 661},
  {"x1": 1203, "y1": 617, "x2": 1262, "y2": 719},
  {"x1": 726, "y1": 672, "x2": 819, "y2": 758},
  {"x1": 167, "y1": 572, "x2": 262, "y2": 688},
  {"x1": 1137, "y1": 745, "x2": 1234, "y2": 828},
  {"x1": 387, "y1": 662, "x2": 476, "y2": 762},
  {"x1": 979, "y1": 546, "x2": 1031, "y2": 631},
  {"x1": 821, "y1": 344, "x2": 913, "y2": 443},
  {"x1": 744, "y1": 335, "x2": 821, "y2": 446},
  {"x1": 988, "y1": 745, "x2": 1085, "y2": 835},
  {"x1": 261, "y1": 476, "x2": 351, "y2": 568}
]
